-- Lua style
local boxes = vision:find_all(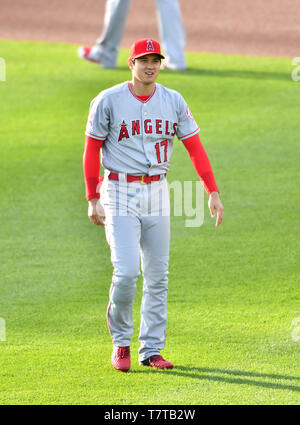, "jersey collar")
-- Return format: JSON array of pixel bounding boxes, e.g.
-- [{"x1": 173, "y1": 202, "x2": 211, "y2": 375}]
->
[{"x1": 128, "y1": 82, "x2": 156, "y2": 104}]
